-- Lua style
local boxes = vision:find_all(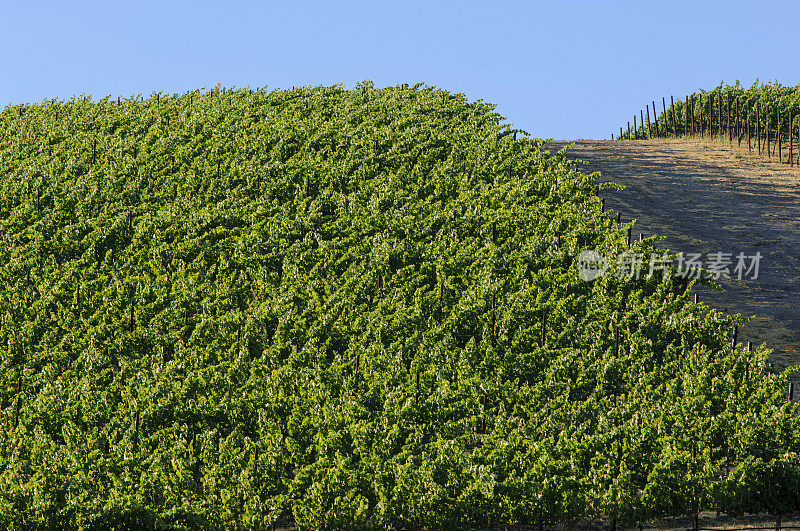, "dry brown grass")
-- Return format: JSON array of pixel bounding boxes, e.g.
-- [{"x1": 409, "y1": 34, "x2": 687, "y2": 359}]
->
[{"x1": 546, "y1": 138, "x2": 800, "y2": 369}]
